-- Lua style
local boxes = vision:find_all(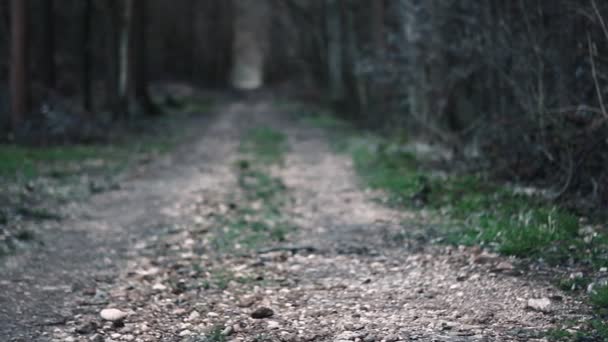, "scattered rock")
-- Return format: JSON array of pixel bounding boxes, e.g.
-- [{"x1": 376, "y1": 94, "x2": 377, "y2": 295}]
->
[
  {"x1": 186, "y1": 311, "x2": 200, "y2": 321},
  {"x1": 384, "y1": 334, "x2": 399, "y2": 342},
  {"x1": 526, "y1": 298, "x2": 552, "y2": 313},
  {"x1": 471, "y1": 252, "x2": 498, "y2": 264},
  {"x1": 152, "y1": 283, "x2": 167, "y2": 291},
  {"x1": 100, "y1": 308, "x2": 128, "y2": 322},
  {"x1": 179, "y1": 329, "x2": 192, "y2": 336},
  {"x1": 251, "y1": 307, "x2": 274, "y2": 319},
  {"x1": 75, "y1": 321, "x2": 98, "y2": 335},
  {"x1": 267, "y1": 320, "x2": 280, "y2": 329},
  {"x1": 222, "y1": 326, "x2": 234, "y2": 336},
  {"x1": 492, "y1": 261, "x2": 514, "y2": 272},
  {"x1": 89, "y1": 334, "x2": 104, "y2": 342},
  {"x1": 335, "y1": 331, "x2": 359, "y2": 340}
]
